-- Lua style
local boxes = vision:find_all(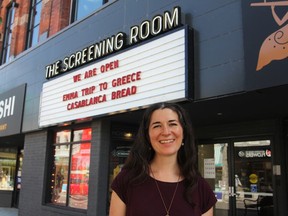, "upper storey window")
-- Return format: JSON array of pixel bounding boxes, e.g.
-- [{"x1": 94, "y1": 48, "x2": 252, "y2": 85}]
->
[
  {"x1": 27, "y1": 0, "x2": 42, "y2": 48},
  {"x1": 71, "y1": 0, "x2": 108, "y2": 22},
  {"x1": 1, "y1": 3, "x2": 16, "y2": 64}
]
